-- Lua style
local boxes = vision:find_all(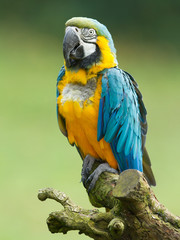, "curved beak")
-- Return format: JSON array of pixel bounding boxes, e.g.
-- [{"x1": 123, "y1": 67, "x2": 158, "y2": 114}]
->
[{"x1": 63, "y1": 27, "x2": 84, "y2": 68}]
